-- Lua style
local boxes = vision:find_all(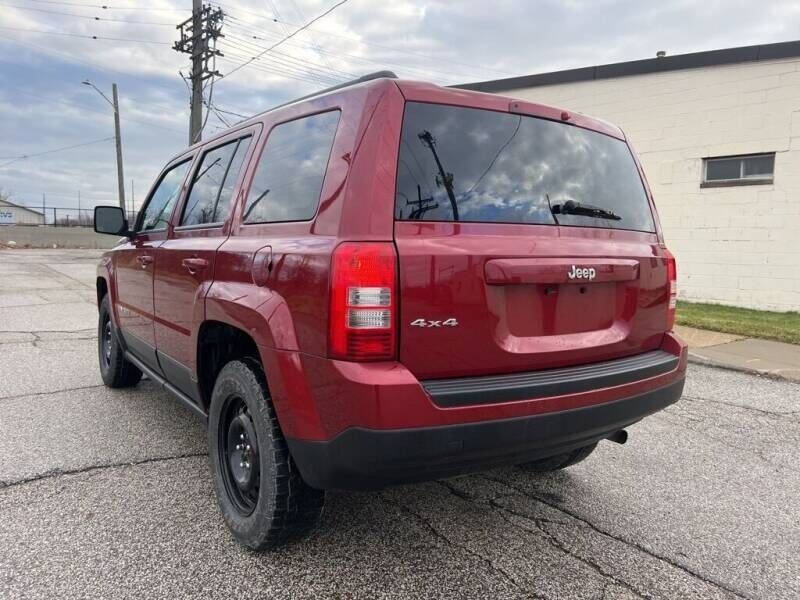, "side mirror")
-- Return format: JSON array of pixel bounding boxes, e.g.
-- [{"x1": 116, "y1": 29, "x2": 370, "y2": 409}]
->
[{"x1": 94, "y1": 206, "x2": 131, "y2": 237}]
